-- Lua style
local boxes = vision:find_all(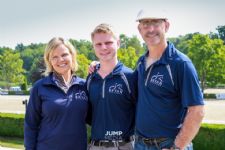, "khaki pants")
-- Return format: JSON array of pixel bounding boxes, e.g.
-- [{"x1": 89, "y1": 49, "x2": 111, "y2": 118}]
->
[{"x1": 88, "y1": 141, "x2": 134, "y2": 150}]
